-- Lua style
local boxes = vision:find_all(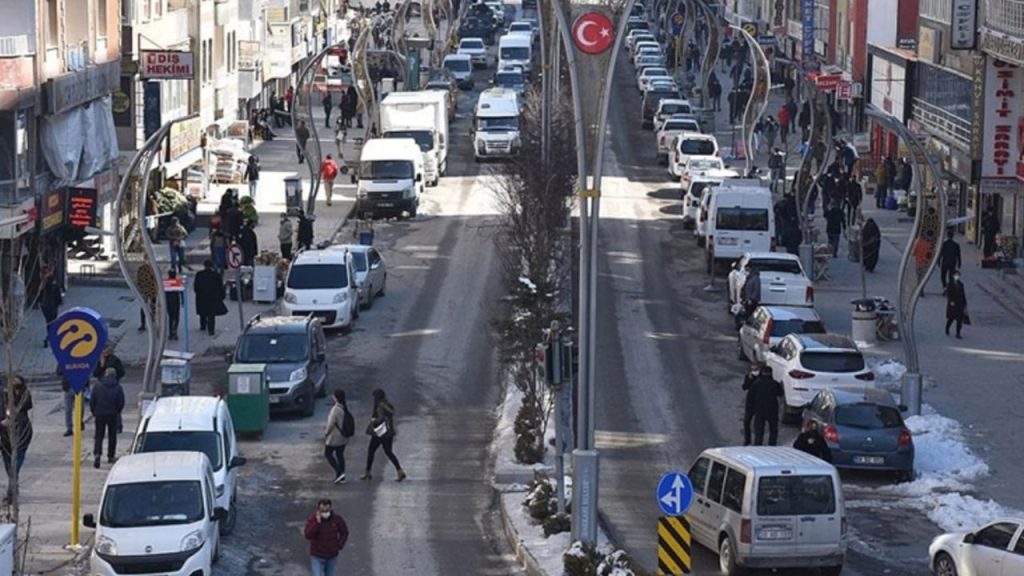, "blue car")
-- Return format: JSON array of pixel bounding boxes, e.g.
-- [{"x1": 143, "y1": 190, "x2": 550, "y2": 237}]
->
[{"x1": 802, "y1": 387, "x2": 915, "y2": 482}]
